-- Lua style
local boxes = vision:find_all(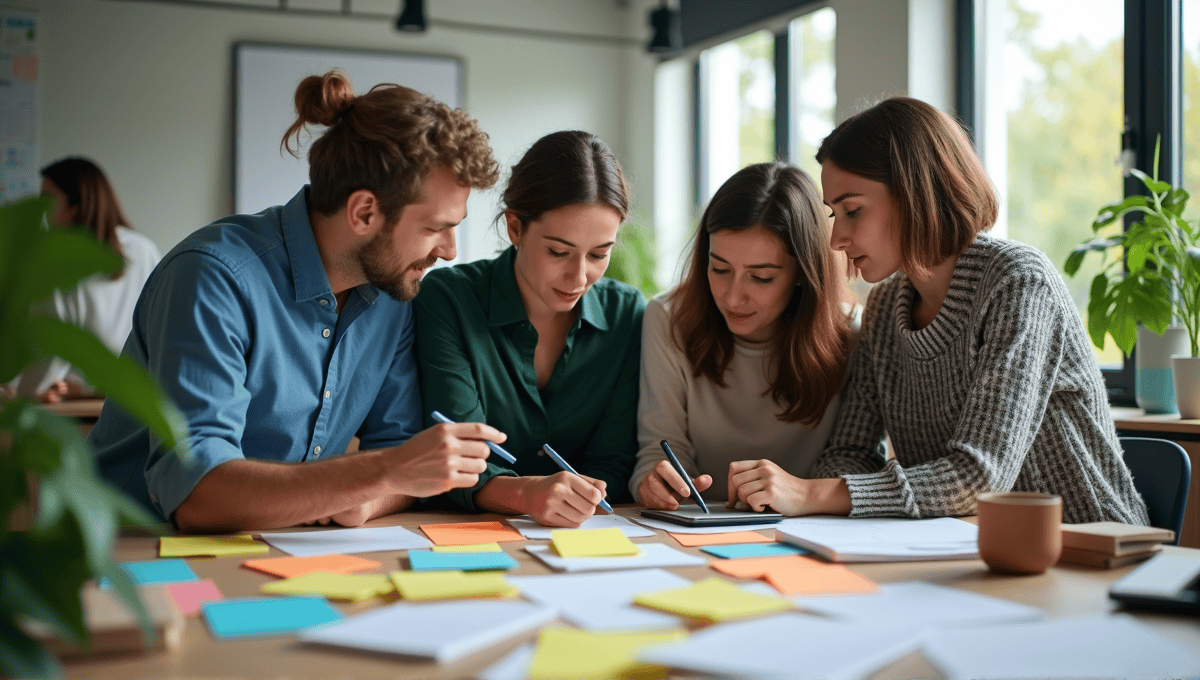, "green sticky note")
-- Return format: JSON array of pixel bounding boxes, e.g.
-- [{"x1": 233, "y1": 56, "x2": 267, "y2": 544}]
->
[
  {"x1": 634, "y1": 577, "x2": 792, "y2": 622},
  {"x1": 550, "y1": 528, "x2": 641, "y2": 557},
  {"x1": 527, "y1": 626, "x2": 687, "y2": 680},
  {"x1": 260, "y1": 571, "x2": 393, "y2": 602}
]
